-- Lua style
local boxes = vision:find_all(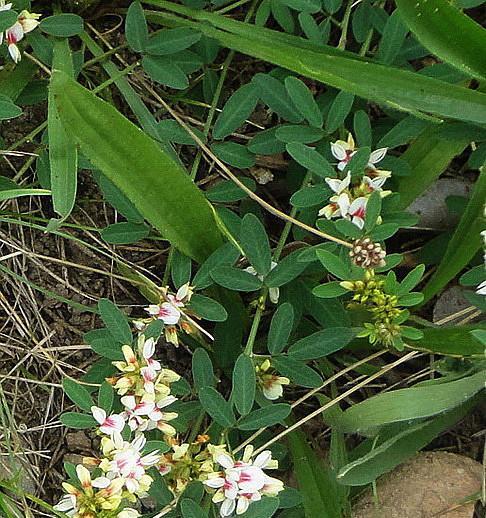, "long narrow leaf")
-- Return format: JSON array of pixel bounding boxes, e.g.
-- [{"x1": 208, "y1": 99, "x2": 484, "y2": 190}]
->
[
  {"x1": 145, "y1": 1, "x2": 486, "y2": 124},
  {"x1": 396, "y1": 0, "x2": 486, "y2": 81},
  {"x1": 288, "y1": 429, "x2": 345, "y2": 518},
  {"x1": 48, "y1": 39, "x2": 77, "y2": 223},
  {"x1": 50, "y1": 71, "x2": 223, "y2": 262},
  {"x1": 422, "y1": 169, "x2": 486, "y2": 302},
  {"x1": 396, "y1": 122, "x2": 481, "y2": 209}
]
